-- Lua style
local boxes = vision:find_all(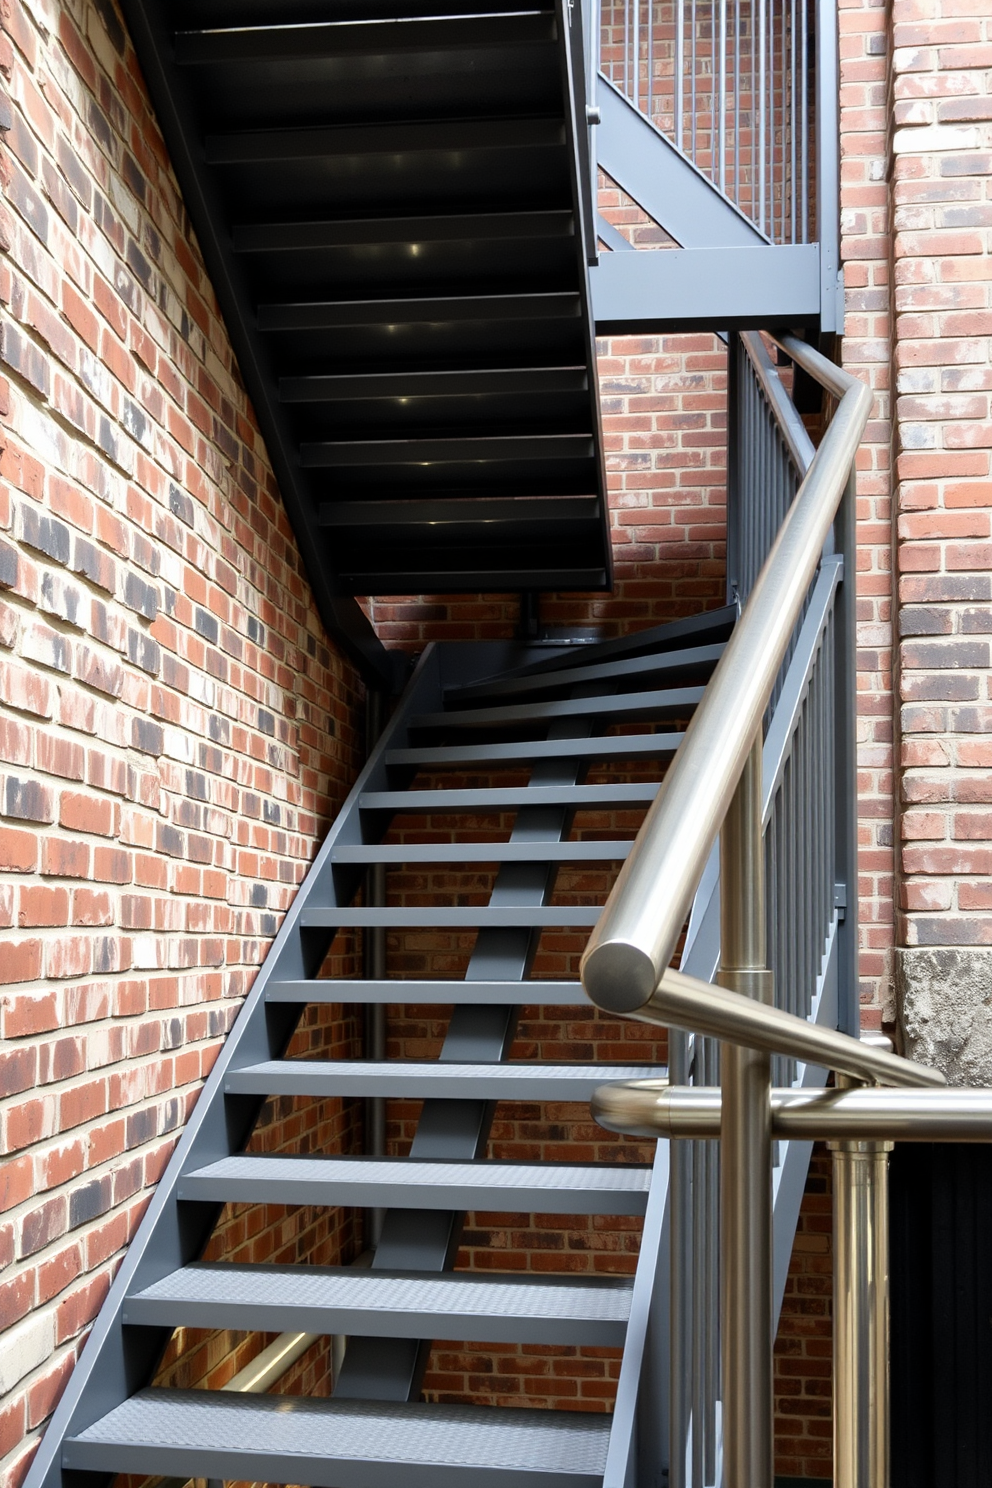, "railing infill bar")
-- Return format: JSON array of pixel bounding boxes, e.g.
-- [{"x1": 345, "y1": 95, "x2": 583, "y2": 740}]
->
[
  {"x1": 580, "y1": 337, "x2": 872, "y2": 1016},
  {"x1": 741, "y1": 332, "x2": 815, "y2": 475},
  {"x1": 609, "y1": 969, "x2": 945, "y2": 1088}
]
